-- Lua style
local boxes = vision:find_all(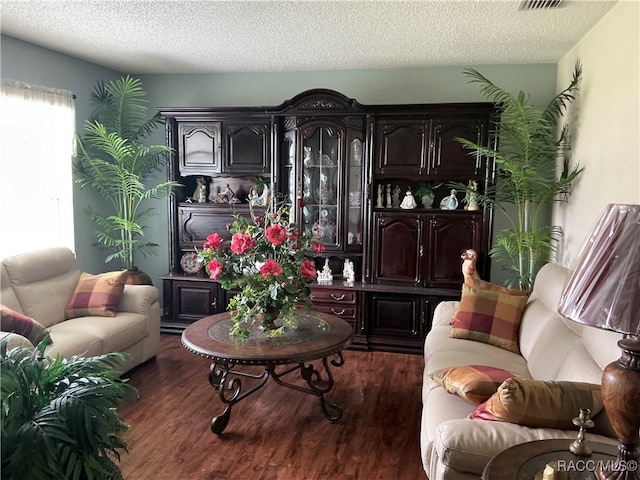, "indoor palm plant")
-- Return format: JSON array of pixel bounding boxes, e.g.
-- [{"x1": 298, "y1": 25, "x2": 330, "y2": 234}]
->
[
  {"x1": 74, "y1": 75, "x2": 181, "y2": 275},
  {"x1": 0, "y1": 337, "x2": 137, "y2": 480},
  {"x1": 456, "y1": 61, "x2": 584, "y2": 290}
]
